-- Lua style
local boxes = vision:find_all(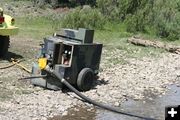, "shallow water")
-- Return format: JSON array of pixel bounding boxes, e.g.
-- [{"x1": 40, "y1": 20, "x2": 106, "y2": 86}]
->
[
  {"x1": 49, "y1": 85, "x2": 180, "y2": 120},
  {"x1": 48, "y1": 106, "x2": 96, "y2": 120}
]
